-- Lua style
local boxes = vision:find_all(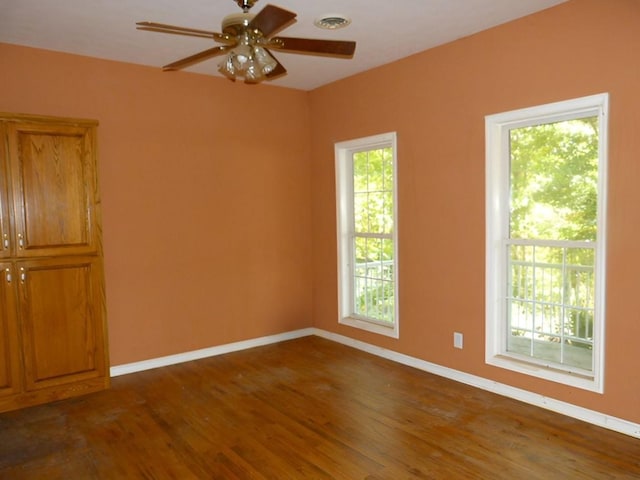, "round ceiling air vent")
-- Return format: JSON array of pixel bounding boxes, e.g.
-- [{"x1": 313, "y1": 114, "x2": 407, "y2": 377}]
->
[{"x1": 314, "y1": 14, "x2": 351, "y2": 30}]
